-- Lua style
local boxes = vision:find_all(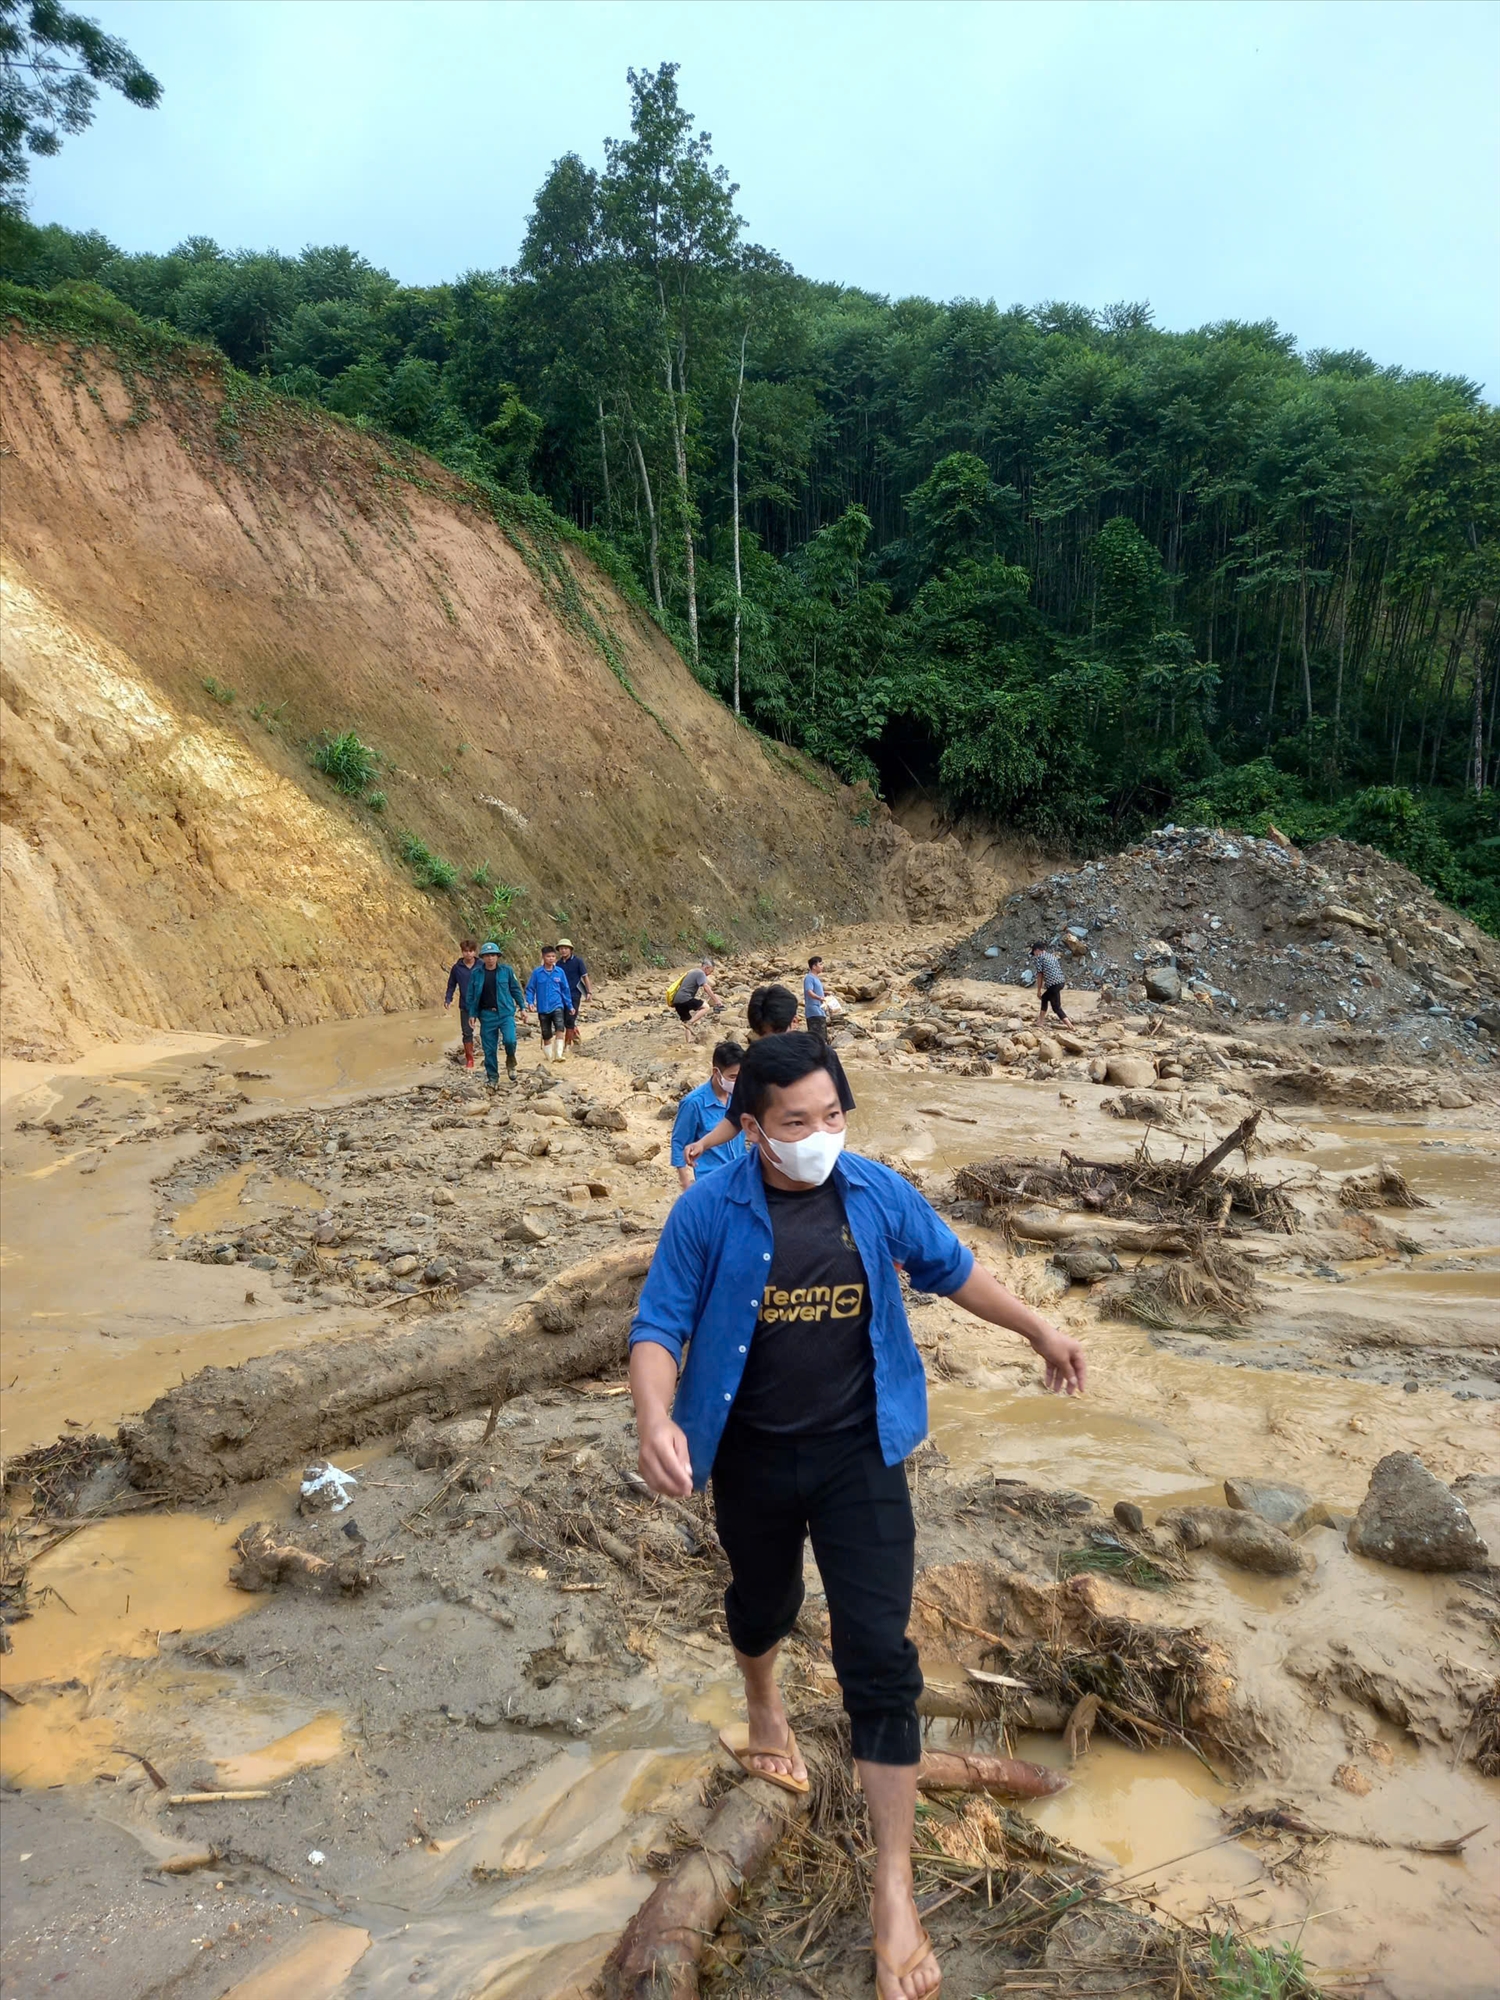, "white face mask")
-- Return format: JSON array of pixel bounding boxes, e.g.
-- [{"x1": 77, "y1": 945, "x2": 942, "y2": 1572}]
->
[{"x1": 756, "y1": 1126, "x2": 846, "y2": 1187}]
